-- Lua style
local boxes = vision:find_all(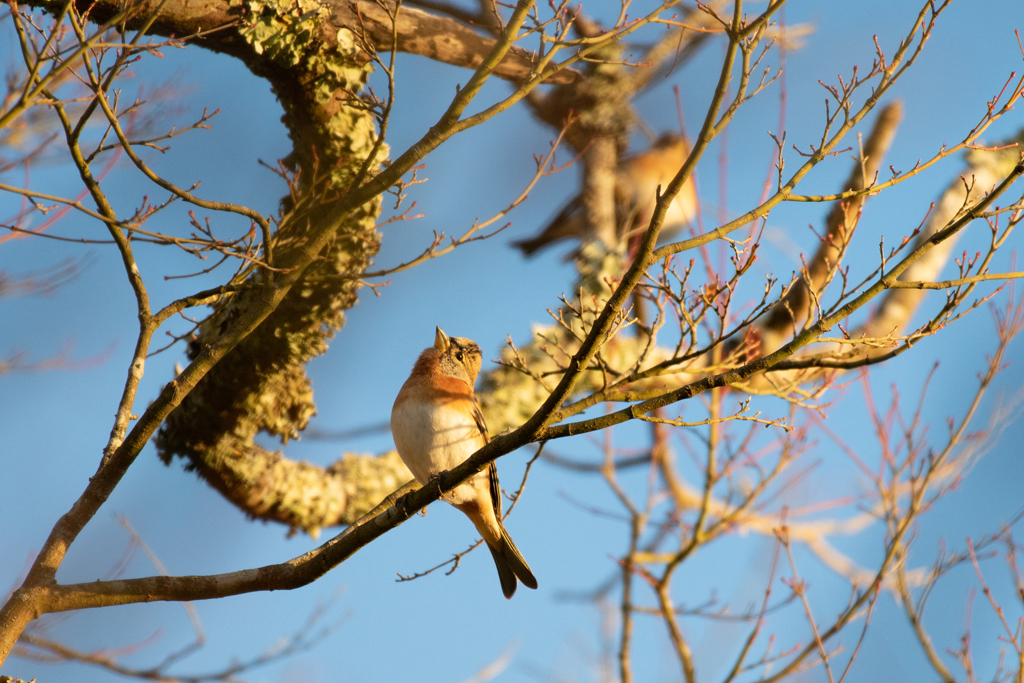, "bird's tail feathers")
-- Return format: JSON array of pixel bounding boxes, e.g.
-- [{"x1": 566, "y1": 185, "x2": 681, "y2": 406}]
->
[
  {"x1": 485, "y1": 519, "x2": 538, "y2": 599},
  {"x1": 512, "y1": 198, "x2": 583, "y2": 257},
  {"x1": 509, "y1": 235, "x2": 549, "y2": 258},
  {"x1": 487, "y1": 543, "x2": 520, "y2": 599},
  {"x1": 499, "y1": 520, "x2": 538, "y2": 588}
]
